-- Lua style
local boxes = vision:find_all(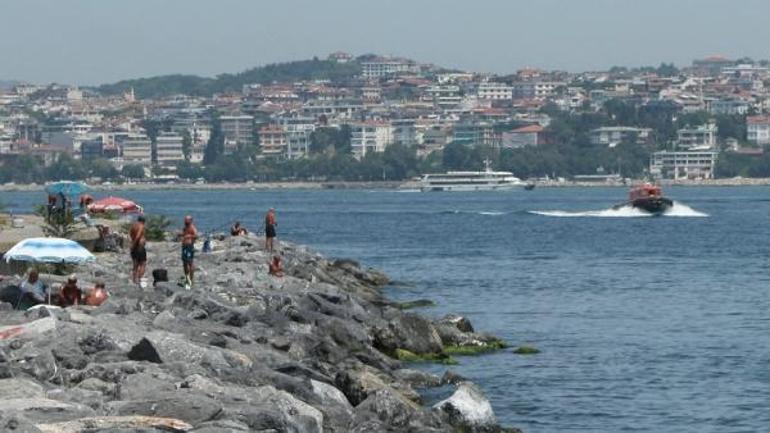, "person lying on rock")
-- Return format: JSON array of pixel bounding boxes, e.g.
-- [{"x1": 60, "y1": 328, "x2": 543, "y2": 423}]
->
[
  {"x1": 269, "y1": 255, "x2": 284, "y2": 277},
  {"x1": 19, "y1": 268, "x2": 47, "y2": 307},
  {"x1": 84, "y1": 281, "x2": 109, "y2": 306},
  {"x1": 231, "y1": 221, "x2": 248, "y2": 236},
  {"x1": 59, "y1": 274, "x2": 83, "y2": 307}
]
